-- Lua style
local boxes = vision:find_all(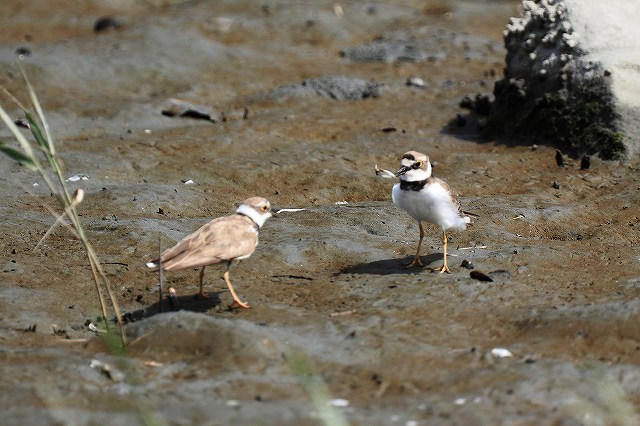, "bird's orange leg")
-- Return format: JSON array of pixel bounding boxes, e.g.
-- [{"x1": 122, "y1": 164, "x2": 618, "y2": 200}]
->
[
  {"x1": 404, "y1": 222, "x2": 425, "y2": 267},
  {"x1": 197, "y1": 266, "x2": 210, "y2": 298},
  {"x1": 433, "y1": 230, "x2": 450, "y2": 274},
  {"x1": 224, "y1": 268, "x2": 250, "y2": 309}
]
